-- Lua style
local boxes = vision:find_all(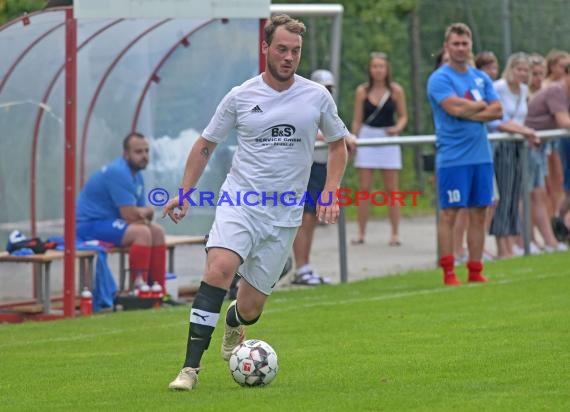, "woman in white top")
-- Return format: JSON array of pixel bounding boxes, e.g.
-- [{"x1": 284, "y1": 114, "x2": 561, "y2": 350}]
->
[{"x1": 488, "y1": 53, "x2": 539, "y2": 258}]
